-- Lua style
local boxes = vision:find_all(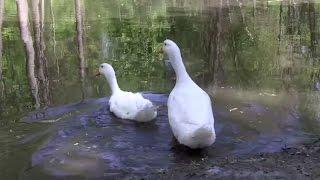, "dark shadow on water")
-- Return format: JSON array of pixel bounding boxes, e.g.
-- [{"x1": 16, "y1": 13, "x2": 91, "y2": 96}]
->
[{"x1": 170, "y1": 136, "x2": 212, "y2": 162}]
